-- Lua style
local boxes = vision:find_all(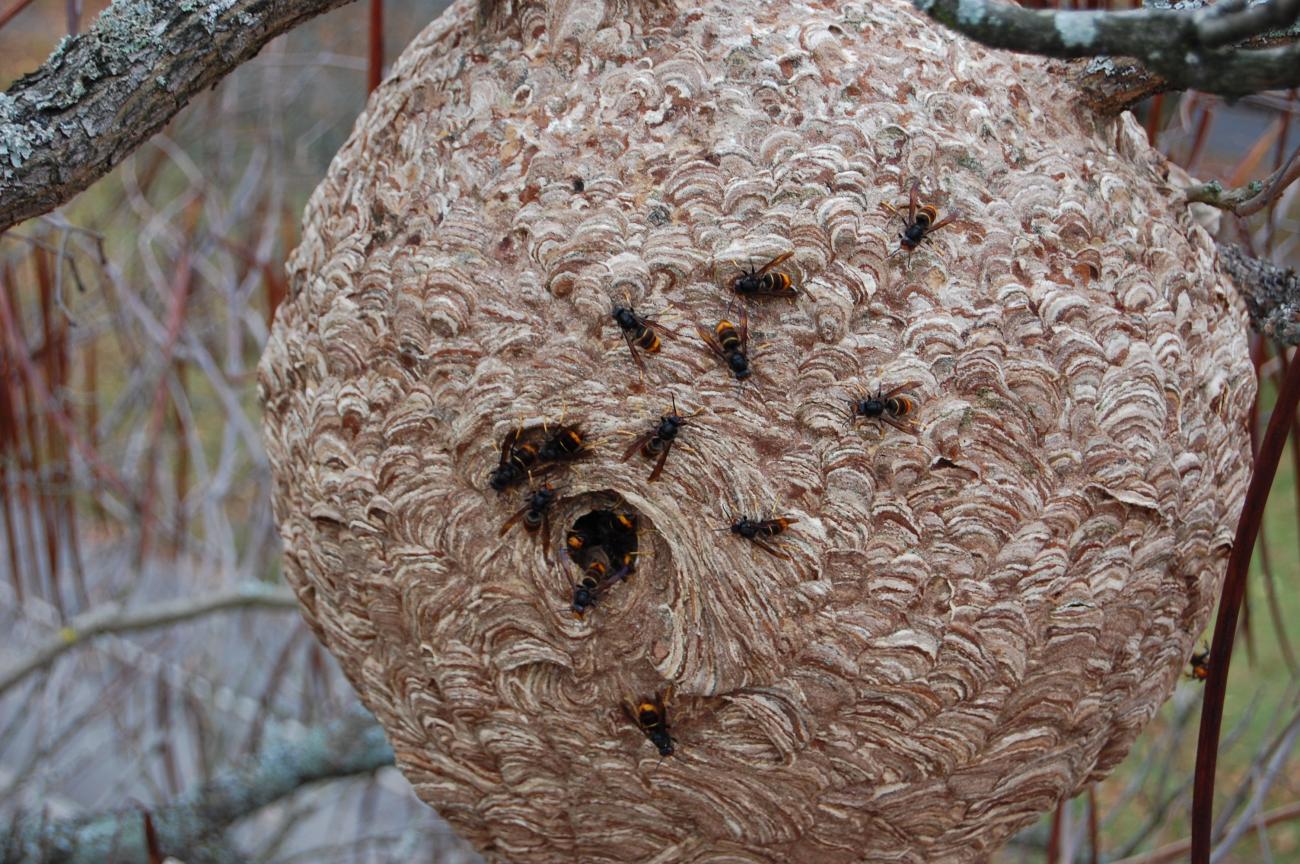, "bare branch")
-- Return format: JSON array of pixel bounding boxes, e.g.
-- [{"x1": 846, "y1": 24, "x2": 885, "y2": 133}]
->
[
  {"x1": 1219, "y1": 245, "x2": 1300, "y2": 345},
  {"x1": 1199, "y1": 0, "x2": 1300, "y2": 48},
  {"x1": 1109, "y1": 800, "x2": 1300, "y2": 864},
  {"x1": 0, "y1": 0, "x2": 362, "y2": 234},
  {"x1": 0, "y1": 0, "x2": 41, "y2": 31},
  {"x1": 1187, "y1": 143, "x2": 1300, "y2": 217},
  {"x1": 0, "y1": 713, "x2": 394, "y2": 864},
  {"x1": 914, "y1": 2, "x2": 1195, "y2": 59},
  {"x1": 913, "y1": 0, "x2": 1300, "y2": 103},
  {"x1": 1188, "y1": 179, "x2": 1268, "y2": 211},
  {"x1": 0, "y1": 582, "x2": 300, "y2": 695}
]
